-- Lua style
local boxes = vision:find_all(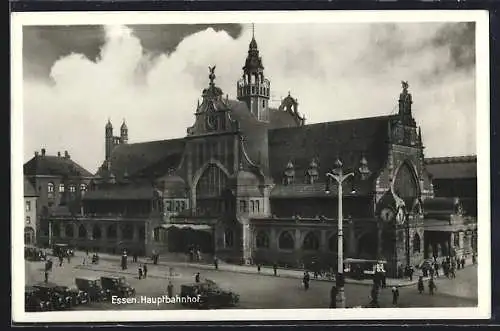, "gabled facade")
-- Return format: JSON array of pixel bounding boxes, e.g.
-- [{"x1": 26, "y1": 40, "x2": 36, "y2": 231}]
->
[{"x1": 44, "y1": 33, "x2": 477, "y2": 275}]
